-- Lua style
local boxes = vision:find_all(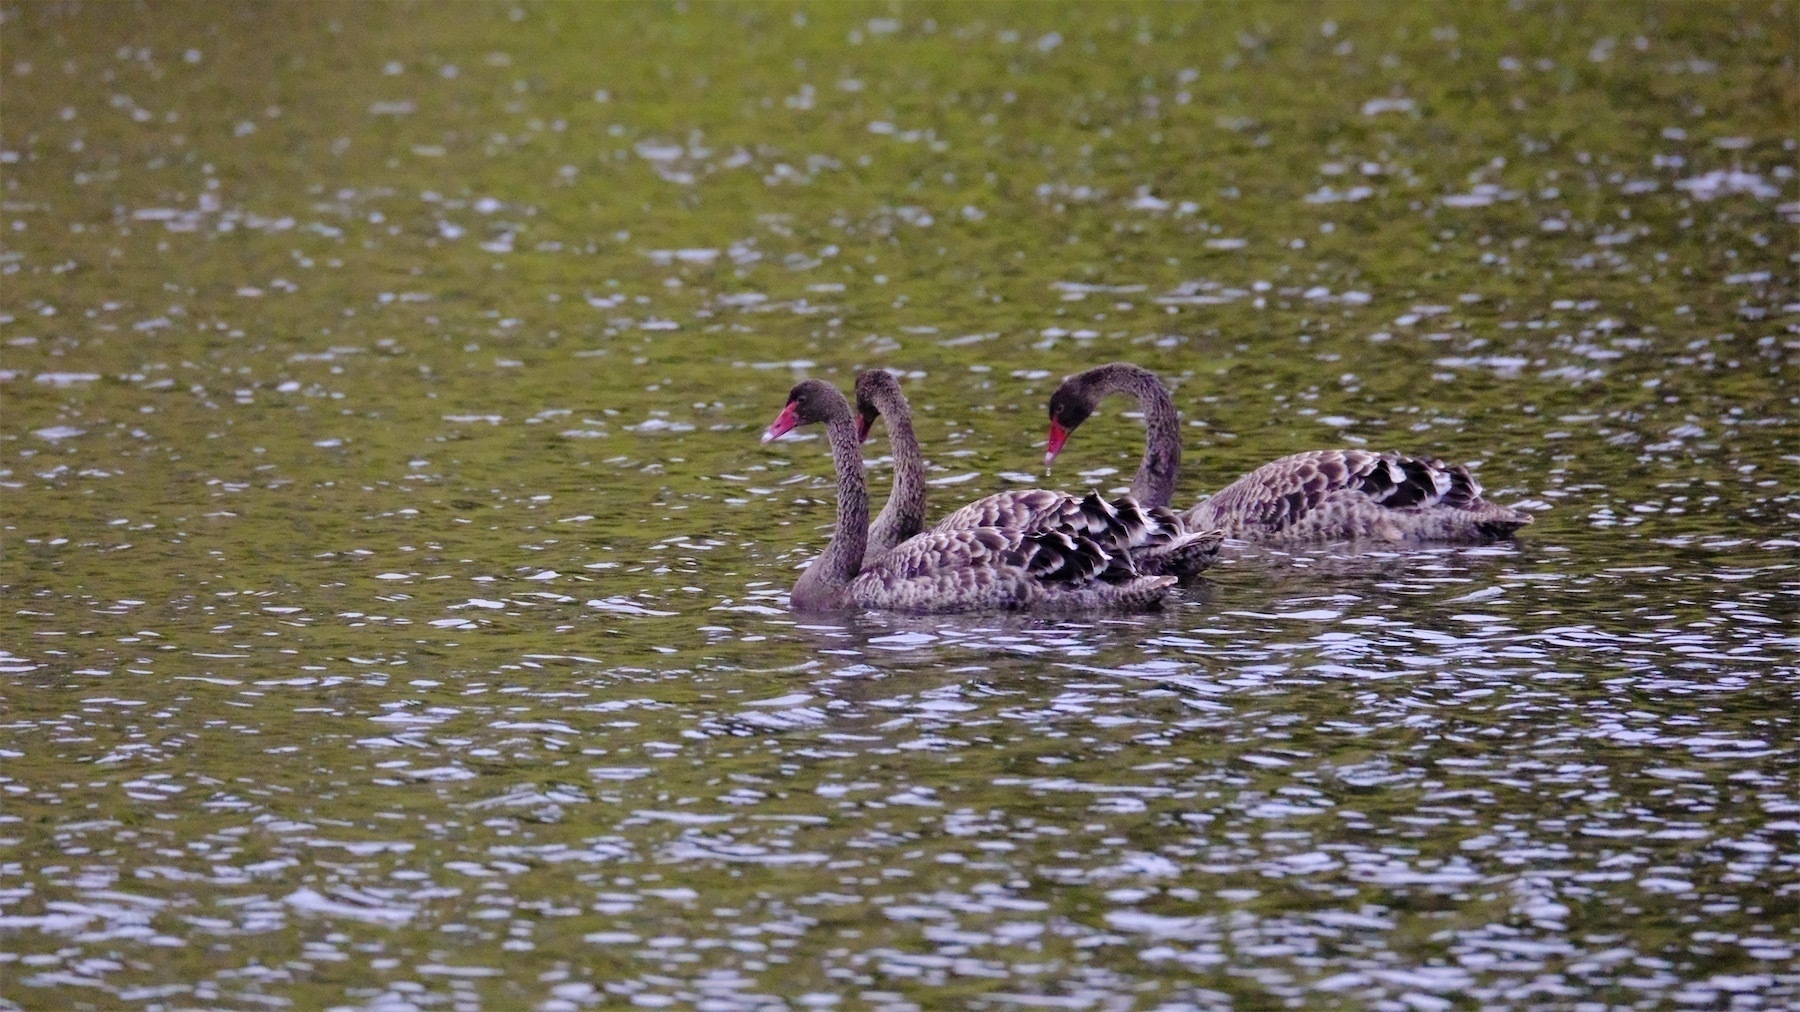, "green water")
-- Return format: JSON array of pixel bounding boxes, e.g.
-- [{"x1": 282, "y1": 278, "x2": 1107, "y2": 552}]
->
[{"x1": 2, "y1": 2, "x2": 1796, "y2": 1008}]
